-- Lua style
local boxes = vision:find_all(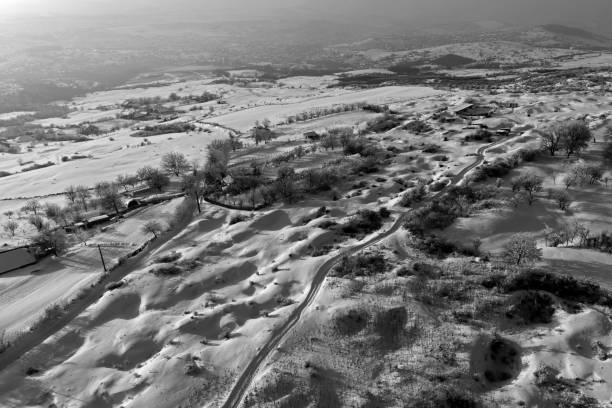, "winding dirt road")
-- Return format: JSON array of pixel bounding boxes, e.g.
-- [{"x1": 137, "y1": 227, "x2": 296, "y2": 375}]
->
[{"x1": 221, "y1": 138, "x2": 508, "y2": 408}]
